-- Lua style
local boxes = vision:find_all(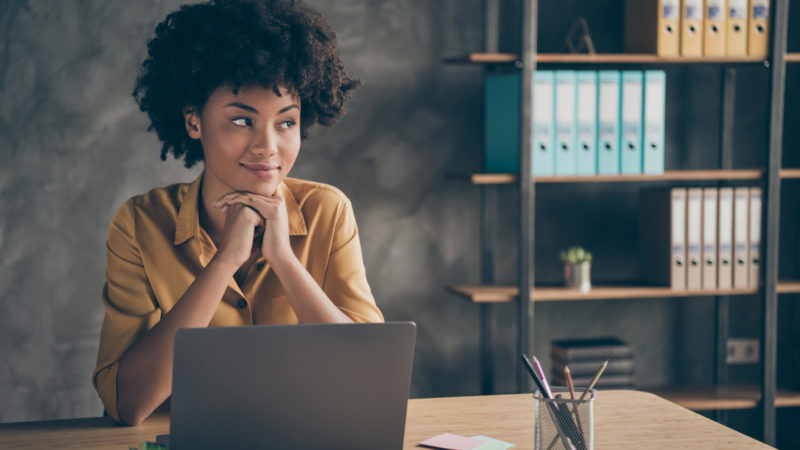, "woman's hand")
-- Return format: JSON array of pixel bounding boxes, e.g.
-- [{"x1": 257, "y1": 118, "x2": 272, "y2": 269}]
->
[
  {"x1": 213, "y1": 192, "x2": 294, "y2": 267},
  {"x1": 210, "y1": 200, "x2": 264, "y2": 269}
]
